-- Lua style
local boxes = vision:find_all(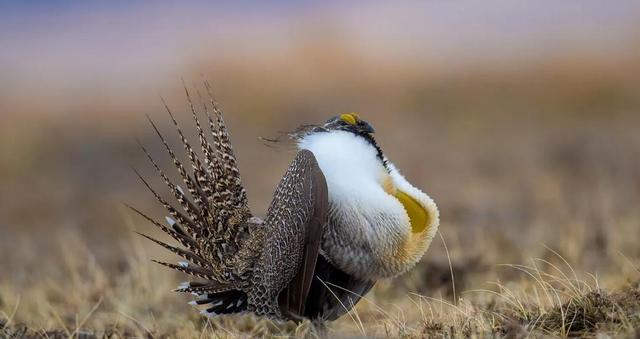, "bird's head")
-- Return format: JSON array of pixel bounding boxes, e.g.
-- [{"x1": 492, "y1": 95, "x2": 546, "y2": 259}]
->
[
  {"x1": 321, "y1": 113, "x2": 375, "y2": 135},
  {"x1": 300, "y1": 112, "x2": 385, "y2": 169},
  {"x1": 292, "y1": 112, "x2": 385, "y2": 169}
]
